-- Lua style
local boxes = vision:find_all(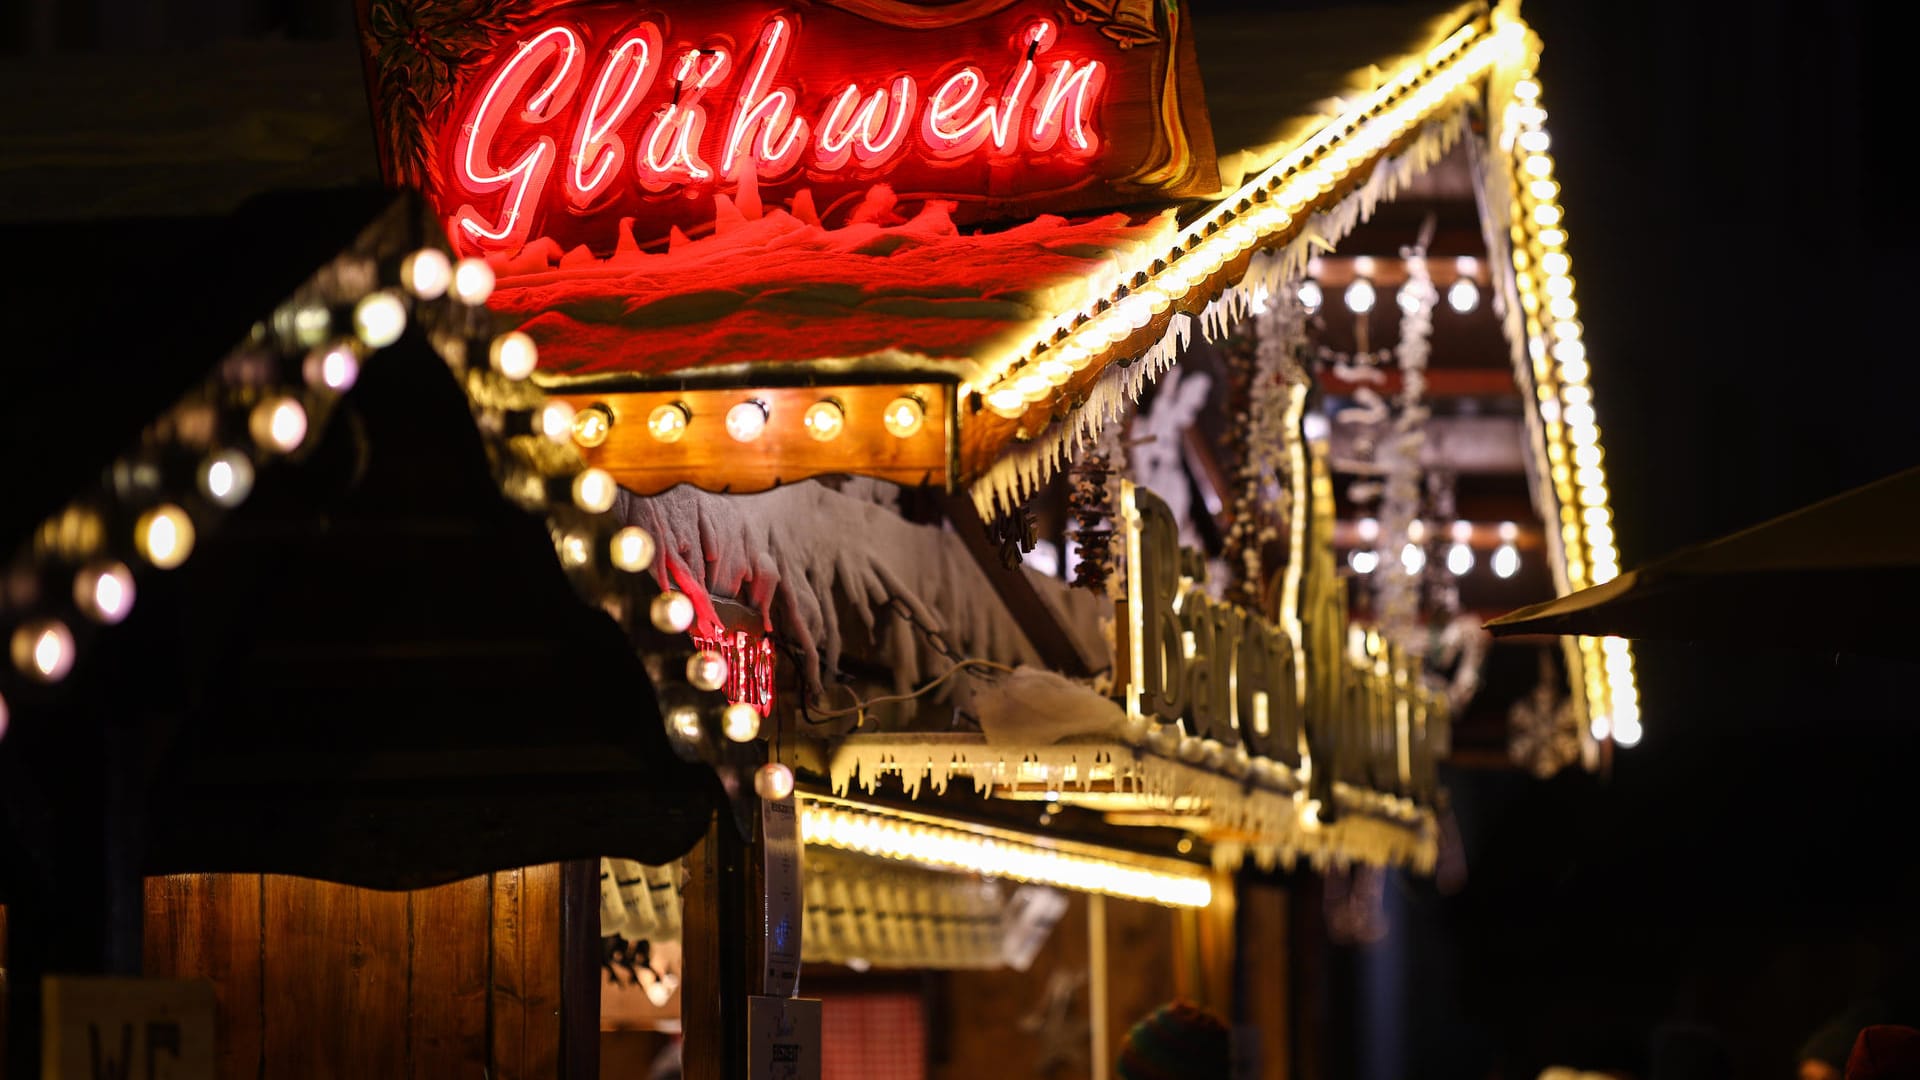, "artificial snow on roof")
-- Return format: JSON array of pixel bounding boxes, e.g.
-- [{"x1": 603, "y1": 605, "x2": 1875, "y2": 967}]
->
[{"x1": 494, "y1": 187, "x2": 1173, "y2": 386}]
